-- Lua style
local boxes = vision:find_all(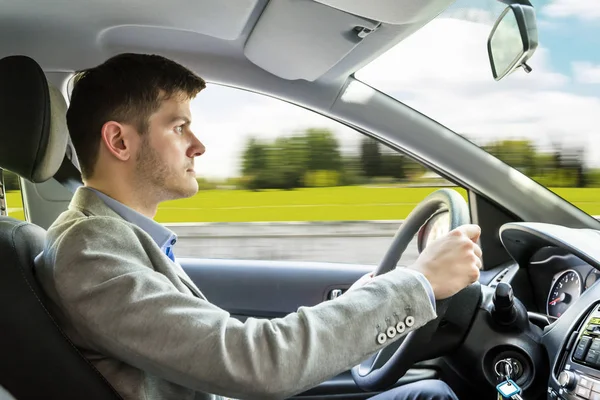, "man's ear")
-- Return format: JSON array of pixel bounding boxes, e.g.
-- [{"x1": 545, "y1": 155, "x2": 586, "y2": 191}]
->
[{"x1": 100, "y1": 121, "x2": 134, "y2": 161}]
